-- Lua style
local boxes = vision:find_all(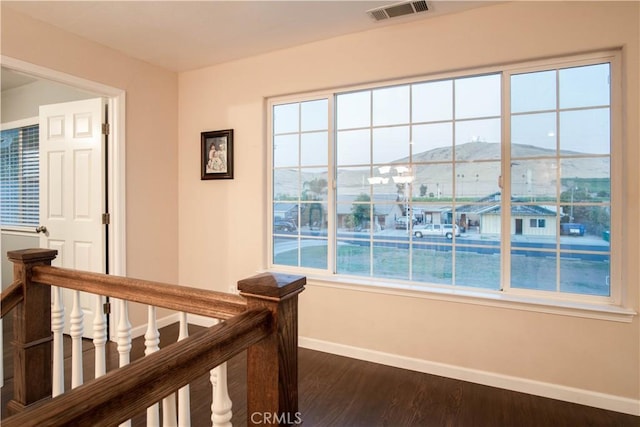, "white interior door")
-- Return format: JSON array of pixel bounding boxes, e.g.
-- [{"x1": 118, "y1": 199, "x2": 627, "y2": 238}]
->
[{"x1": 39, "y1": 98, "x2": 106, "y2": 337}]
